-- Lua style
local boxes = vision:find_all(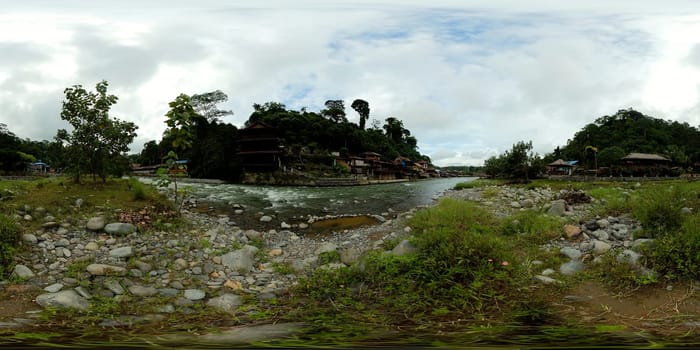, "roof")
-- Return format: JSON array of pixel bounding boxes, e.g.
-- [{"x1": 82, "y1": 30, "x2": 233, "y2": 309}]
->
[
  {"x1": 621, "y1": 153, "x2": 670, "y2": 161},
  {"x1": 547, "y1": 159, "x2": 572, "y2": 167}
]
